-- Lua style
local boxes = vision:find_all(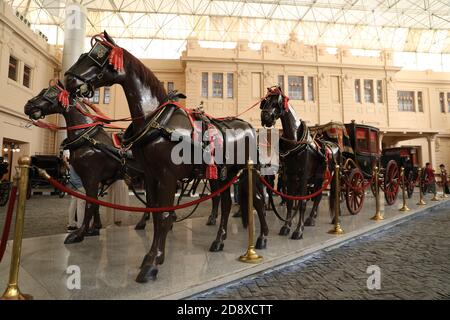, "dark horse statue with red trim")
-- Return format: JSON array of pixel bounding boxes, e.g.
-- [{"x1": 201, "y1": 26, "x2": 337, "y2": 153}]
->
[
  {"x1": 64, "y1": 31, "x2": 268, "y2": 282},
  {"x1": 260, "y1": 86, "x2": 341, "y2": 239},
  {"x1": 24, "y1": 80, "x2": 146, "y2": 241}
]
